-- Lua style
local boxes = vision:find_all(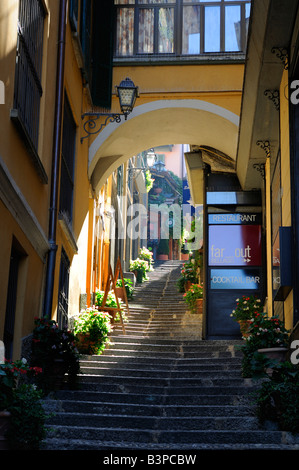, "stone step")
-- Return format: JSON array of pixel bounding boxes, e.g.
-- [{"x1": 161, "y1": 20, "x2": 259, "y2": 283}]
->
[
  {"x1": 51, "y1": 389, "x2": 257, "y2": 405},
  {"x1": 79, "y1": 358, "x2": 242, "y2": 369},
  {"x1": 78, "y1": 366, "x2": 244, "y2": 380},
  {"x1": 79, "y1": 356, "x2": 242, "y2": 367},
  {"x1": 44, "y1": 399, "x2": 254, "y2": 417},
  {"x1": 44, "y1": 426, "x2": 294, "y2": 448},
  {"x1": 107, "y1": 337, "x2": 242, "y2": 347},
  {"x1": 47, "y1": 413, "x2": 260, "y2": 431},
  {"x1": 98, "y1": 349, "x2": 241, "y2": 359},
  {"x1": 103, "y1": 342, "x2": 233, "y2": 352},
  {"x1": 43, "y1": 437, "x2": 299, "y2": 451},
  {"x1": 42, "y1": 261, "x2": 298, "y2": 451},
  {"x1": 68, "y1": 383, "x2": 257, "y2": 398}
]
